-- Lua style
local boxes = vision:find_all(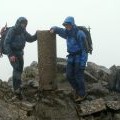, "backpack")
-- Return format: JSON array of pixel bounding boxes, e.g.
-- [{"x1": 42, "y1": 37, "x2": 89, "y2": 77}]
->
[
  {"x1": 77, "y1": 26, "x2": 93, "y2": 54},
  {"x1": 0, "y1": 25, "x2": 10, "y2": 57}
]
